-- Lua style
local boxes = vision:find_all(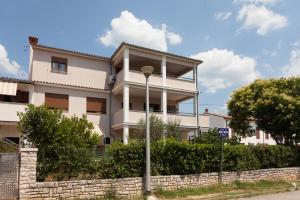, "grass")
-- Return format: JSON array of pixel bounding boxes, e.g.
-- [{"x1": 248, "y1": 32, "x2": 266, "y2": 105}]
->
[
  {"x1": 153, "y1": 180, "x2": 299, "y2": 199},
  {"x1": 83, "y1": 180, "x2": 300, "y2": 200}
]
